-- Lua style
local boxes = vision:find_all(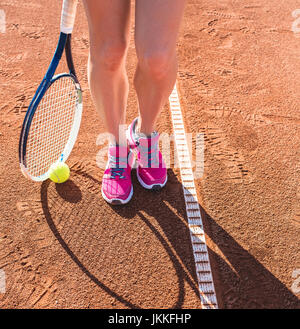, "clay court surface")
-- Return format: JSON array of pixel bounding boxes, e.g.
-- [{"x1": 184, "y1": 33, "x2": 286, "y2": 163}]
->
[{"x1": 0, "y1": 0, "x2": 299, "y2": 308}]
